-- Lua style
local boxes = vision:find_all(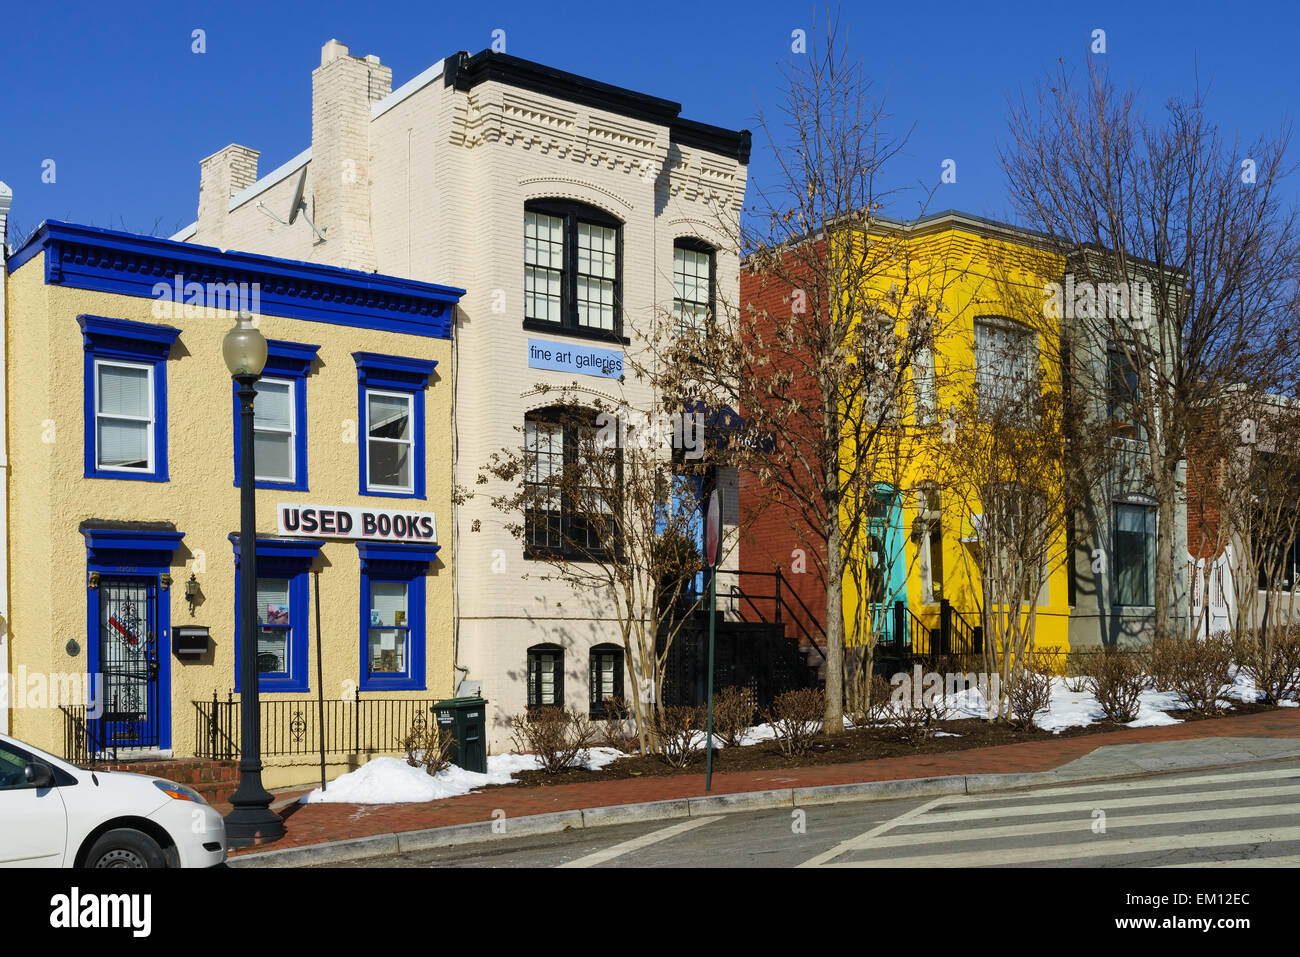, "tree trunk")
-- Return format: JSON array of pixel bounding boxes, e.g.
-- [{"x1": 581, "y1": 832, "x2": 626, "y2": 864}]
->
[
  {"x1": 823, "y1": 519, "x2": 846, "y2": 735},
  {"x1": 1153, "y1": 470, "x2": 1177, "y2": 642}
]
